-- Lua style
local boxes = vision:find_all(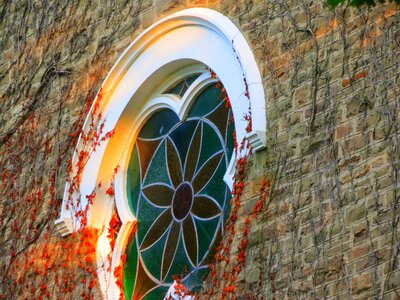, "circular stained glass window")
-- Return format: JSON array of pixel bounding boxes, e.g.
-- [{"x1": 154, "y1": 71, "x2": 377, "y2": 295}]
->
[{"x1": 123, "y1": 79, "x2": 234, "y2": 299}]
